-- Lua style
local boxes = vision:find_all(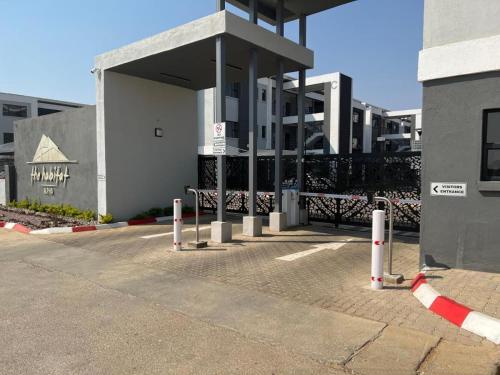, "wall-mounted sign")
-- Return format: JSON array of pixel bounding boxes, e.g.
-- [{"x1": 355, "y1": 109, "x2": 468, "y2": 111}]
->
[
  {"x1": 430, "y1": 182, "x2": 467, "y2": 197},
  {"x1": 213, "y1": 122, "x2": 226, "y2": 155},
  {"x1": 27, "y1": 135, "x2": 78, "y2": 195}
]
